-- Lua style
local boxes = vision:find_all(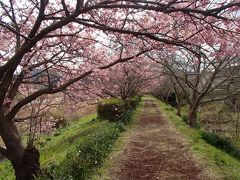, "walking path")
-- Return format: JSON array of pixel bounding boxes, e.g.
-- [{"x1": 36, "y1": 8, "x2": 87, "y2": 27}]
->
[{"x1": 99, "y1": 97, "x2": 215, "y2": 180}]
